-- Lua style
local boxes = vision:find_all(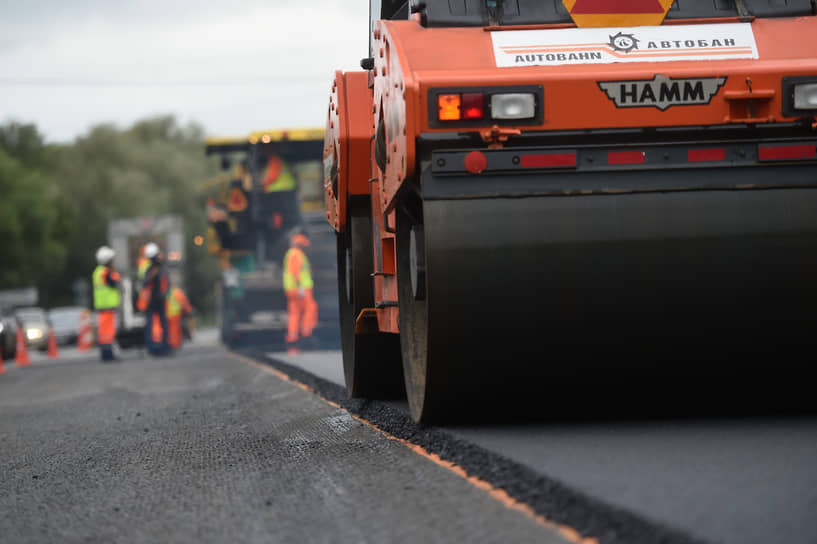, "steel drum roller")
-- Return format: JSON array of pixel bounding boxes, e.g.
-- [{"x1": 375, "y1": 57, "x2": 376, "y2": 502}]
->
[{"x1": 397, "y1": 186, "x2": 817, "y2": 422}]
